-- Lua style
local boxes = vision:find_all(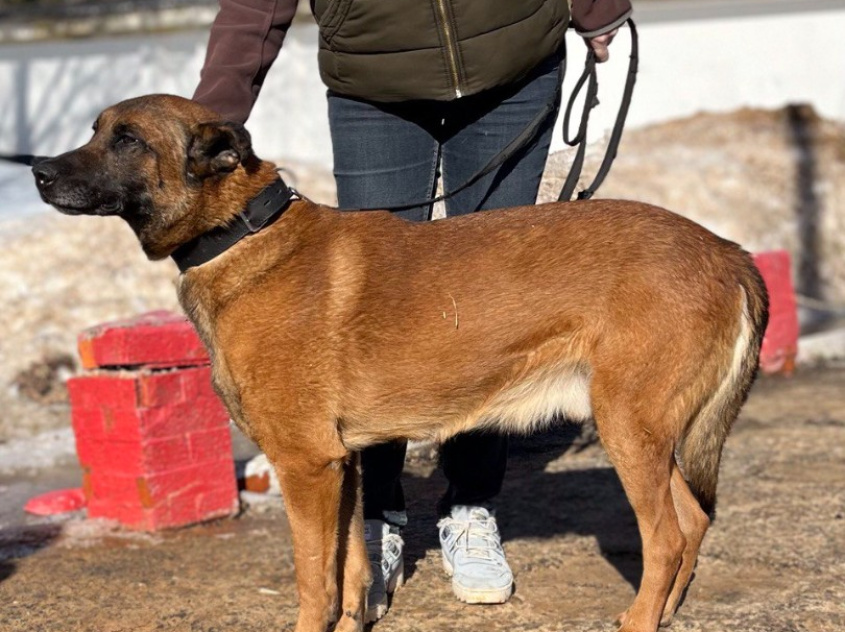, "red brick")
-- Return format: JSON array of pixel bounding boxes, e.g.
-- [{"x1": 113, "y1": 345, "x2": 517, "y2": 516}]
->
[
  {"x1": 196, "y1": 488, "x2": 240, "y2": 520},
  {"x1": 144, "y1": 436, "x2": 192, "y2": 472},
  {"x1": 753, "y1": 251, "x2": 799, "y2": 375},
  {"x1": 203, "y1": 458, "x2": 239, "y2": 490},
  {"x1": 138, "y1": 404, "x2": 188, "y2": 437},
  {"x1": 81, "y1": 469, "x2": 94, "y2": 502},
  {"x1": 69, "y1": 312, "x2": 239, "y2": 531},
  {"x1": 102, "y1": 408, "x2": 146, "y2": 442},
  {"x1": 137, "y1": 370, "x2": 186, "y2": 408},
  {"x1": 180, "y1": 366, "x2": 218, "y2": 401},
  {"x1": 156, "y1": 499, "x2": 199, "y2": 528},
  {"x1": 141, "y1": 465, "x2": 205, "y2": 501},
  {"x1": 74, "y1": 417, "x2": 145, "y2": 470},
  {"x1": 84, "y1": 463, "x2": 237, "y2": 530},
  {"x1": 74, "y1": 436, "x2": 98, "y2": 469},
  {"x1": 71, "y1": 407, "x2": 107, "y2": 439},
  {"x1": 67, "y1": 374, "x2": 138, "y2": 410},
  {"x1": 188, "y1": 427, "x2": 233, "y2": 464},
  {"x1": 96, "y1": 441, "x2": 145, "y2": 475},
  {"x1": 139, "y1": 399, "x2": 230, "y2": 438},
  {"x1": 87, "y1": 498, "x2": 146, "y2": 527},
  {"x1": 87, "y1": 472, "x2": 144, "y2": 505},
  {"x1": 75, "y1": 437, "x2": 113, "y2": 471},
  {"x1": 77, "y1": 311, "x2": 209, "y2": 370}
]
